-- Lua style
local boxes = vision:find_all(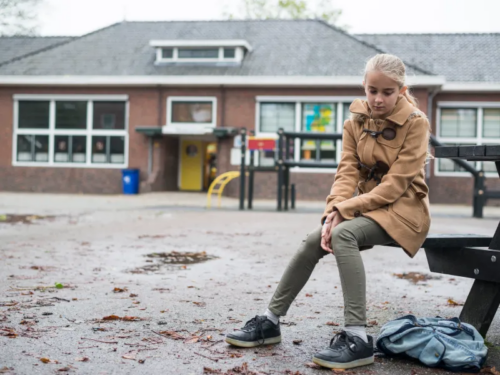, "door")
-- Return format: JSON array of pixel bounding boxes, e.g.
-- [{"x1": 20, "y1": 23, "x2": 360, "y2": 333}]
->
[{"x1": 179, "y1": 139, "x2": 203, "y2": 191}]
